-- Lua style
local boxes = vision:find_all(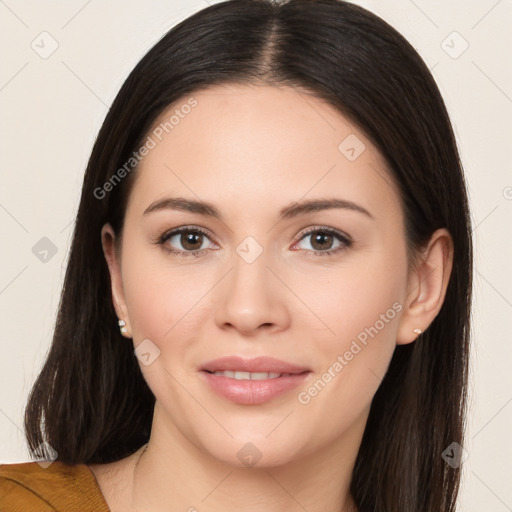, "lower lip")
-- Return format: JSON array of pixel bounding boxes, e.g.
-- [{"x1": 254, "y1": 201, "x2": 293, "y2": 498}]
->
[{"x1": 200, "y1": 371, "x2": 311, "y2": 405}]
